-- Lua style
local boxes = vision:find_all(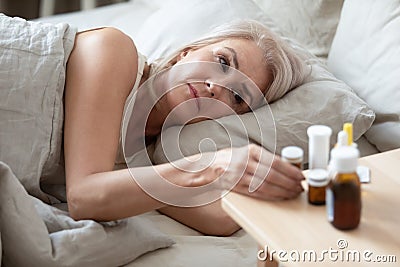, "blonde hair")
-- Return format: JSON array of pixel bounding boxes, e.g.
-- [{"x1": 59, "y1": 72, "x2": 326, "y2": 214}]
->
[{"x1": 150, "y1": 19, "x2": 309, "y2": 103}]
